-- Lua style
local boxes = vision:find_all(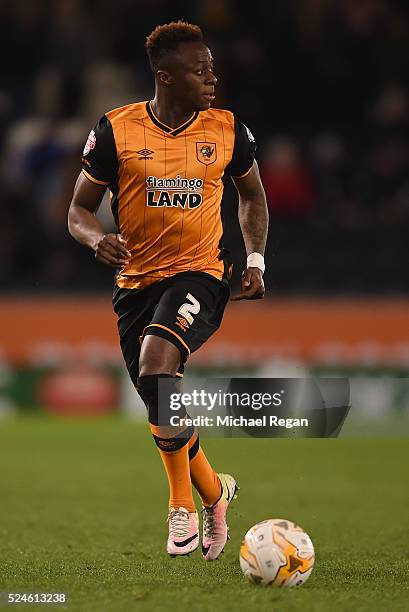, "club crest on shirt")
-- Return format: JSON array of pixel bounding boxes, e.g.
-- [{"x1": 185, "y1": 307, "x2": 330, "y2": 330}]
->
[
  {"x1": 83, "y1": 129, "x2": 96, "y2": 156},
  {"x1": 196, "y1": 142, "x2": 217, "y2": 165}
]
